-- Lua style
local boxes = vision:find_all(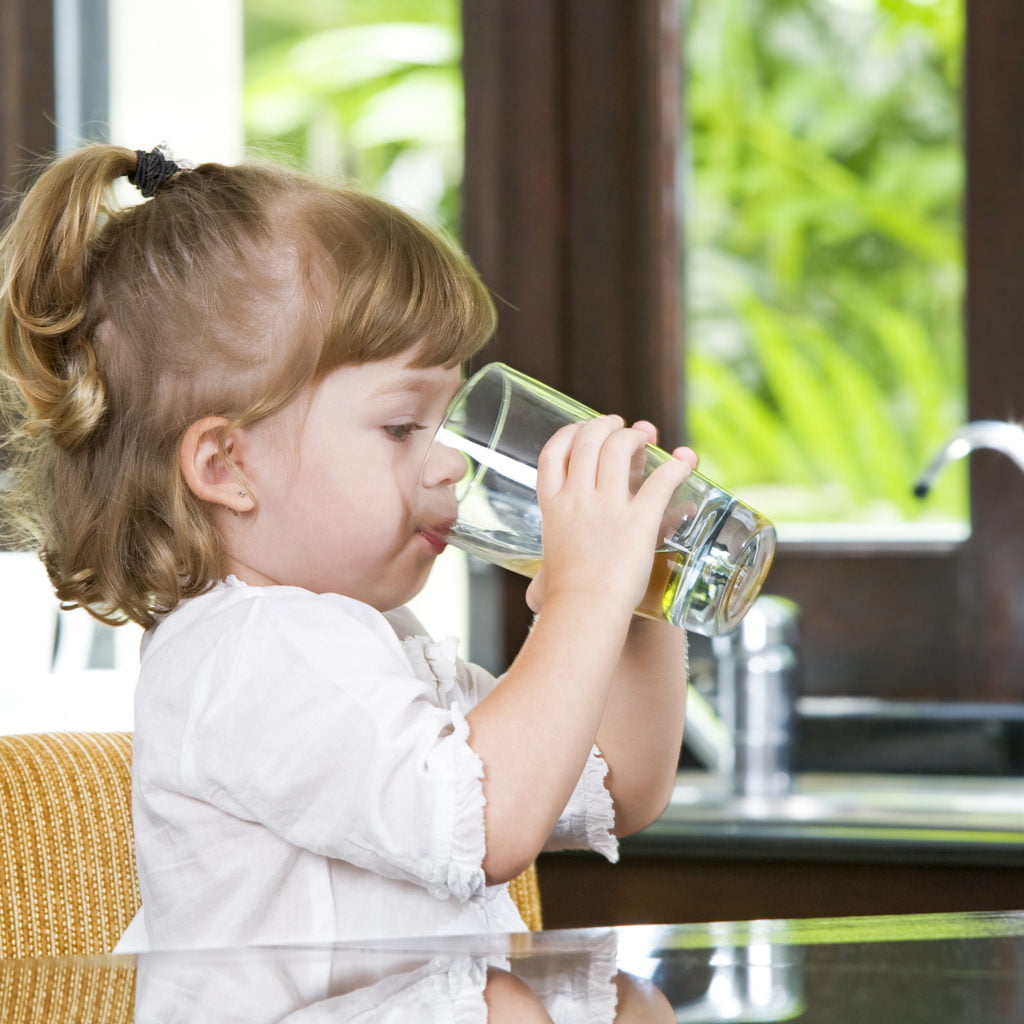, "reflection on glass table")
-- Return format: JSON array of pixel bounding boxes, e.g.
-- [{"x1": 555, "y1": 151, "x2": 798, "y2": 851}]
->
[{"x1": 4, "y1": 911, "x2": 1024, "y2": 1022}]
